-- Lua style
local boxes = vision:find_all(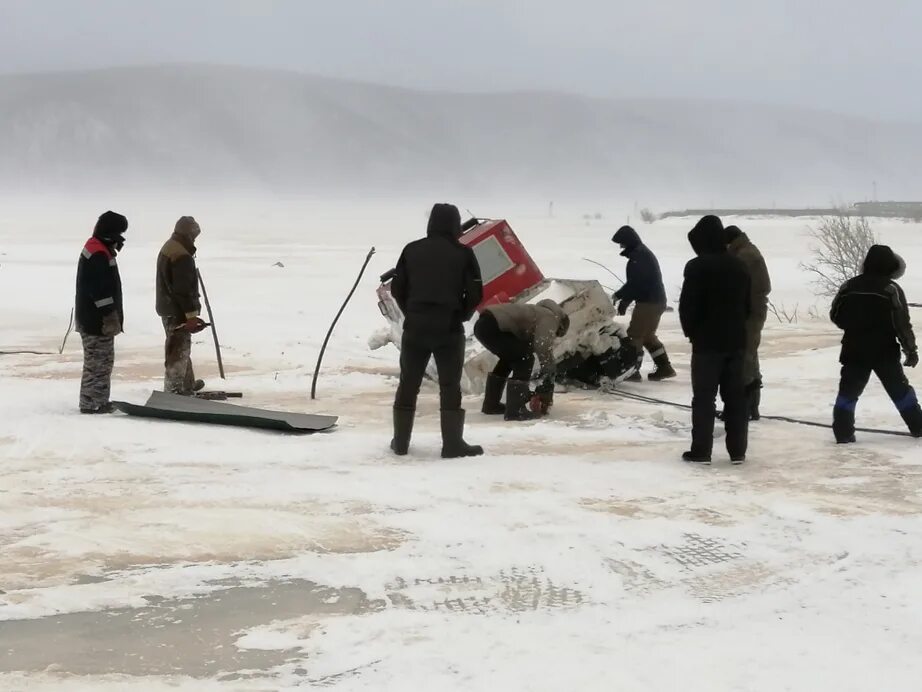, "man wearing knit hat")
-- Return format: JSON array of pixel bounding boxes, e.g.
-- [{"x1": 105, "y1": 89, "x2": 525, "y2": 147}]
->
[
  {"x1": 156, "y1": 216, "x2": 207, "y2": 395},
  {"x1": 75, "y1": 211, "x2": 128, "y2": 413}
]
